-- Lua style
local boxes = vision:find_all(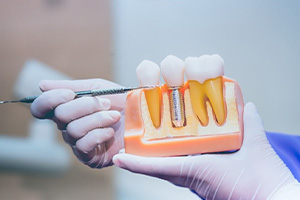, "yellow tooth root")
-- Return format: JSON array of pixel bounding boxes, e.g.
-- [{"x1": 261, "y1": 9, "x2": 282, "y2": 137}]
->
[
  {"x1": 205, "y1": 77, "x2": 226, "y2": 125},
  {"x1": 188, "y1": 77, "x2": 226, "y2": 126},
  {"x1": 188, "y1": 81, "x2": 209, "y2": 126},
  {"x1": 144, "y1": 88, "x2": 161, "y2": 128}
]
